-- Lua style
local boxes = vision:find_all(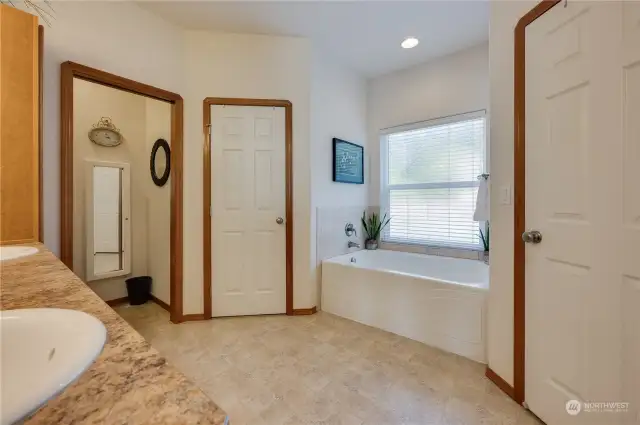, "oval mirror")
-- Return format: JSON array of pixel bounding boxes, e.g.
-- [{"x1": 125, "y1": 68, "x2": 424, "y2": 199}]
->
[{"x1": 150, "y1": 139, "x2": 171, "y2": 186}]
